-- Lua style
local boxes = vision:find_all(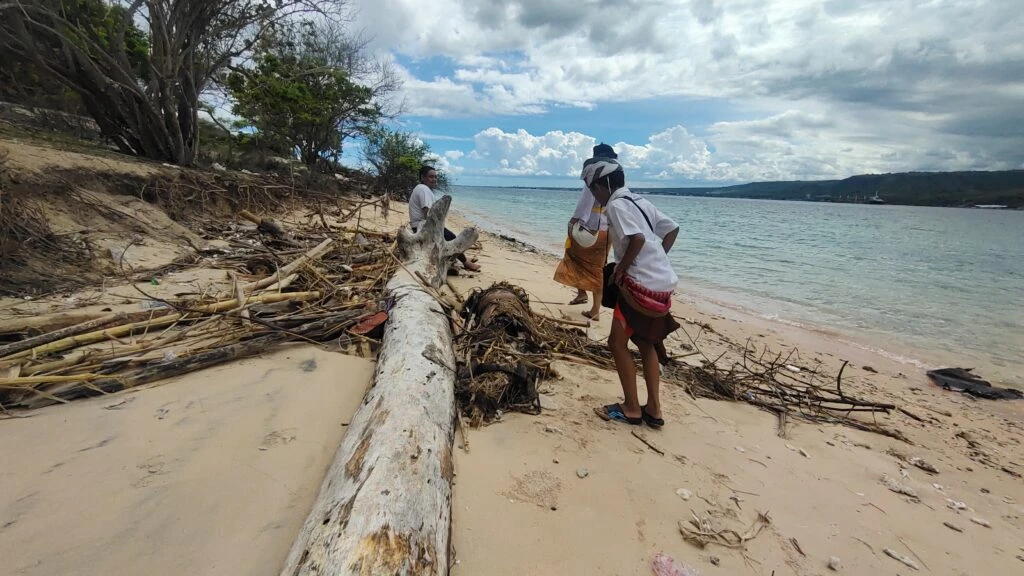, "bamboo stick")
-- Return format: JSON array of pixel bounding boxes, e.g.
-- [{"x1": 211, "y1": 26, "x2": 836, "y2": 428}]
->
[
  {"x1": 537, "y1": 313, "x2": 590, "y2": 328},
  {"x1": 0, "y1": 292, "x2": 321, "y2": 364},
  {"x1": 0, "y1": 310, "x2": 158, "y2": 337},
  {"x1": 265, "y1": 273, "x2": 298, "y2": 292},
  {"x1": 244, "y1": 238, "x2": 334, "y2": 294},
  {"x1": 20, "y1": 311, "x2": 366, "y2": 408},
  {"x1": 0, "y1": 374, "x2": 101, "y2": 386},
  {"x1": 0, "y1": 313, "x2": 126, "y2": 357}
]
